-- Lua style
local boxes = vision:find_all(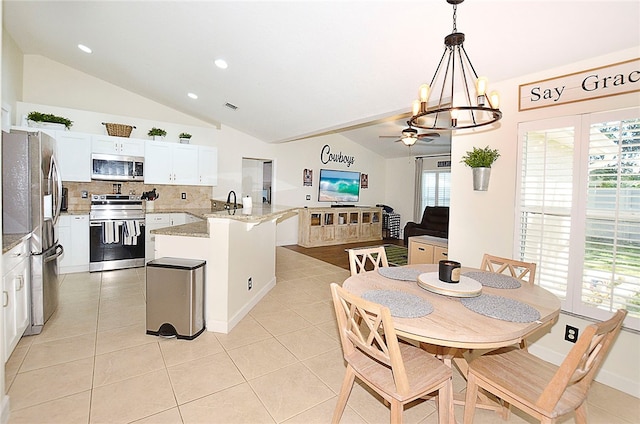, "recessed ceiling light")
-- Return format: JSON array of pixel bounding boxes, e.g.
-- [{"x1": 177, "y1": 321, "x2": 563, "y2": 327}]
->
[
  {"x1": 188, "y1": 93, "x2": 198, "y2": 99},
  {"x1": 214, "y1": 59, "x2": 228, "y2": 69},
  {"x1": 78, "y1": 44, "x2": 92, "y2": 54}
]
